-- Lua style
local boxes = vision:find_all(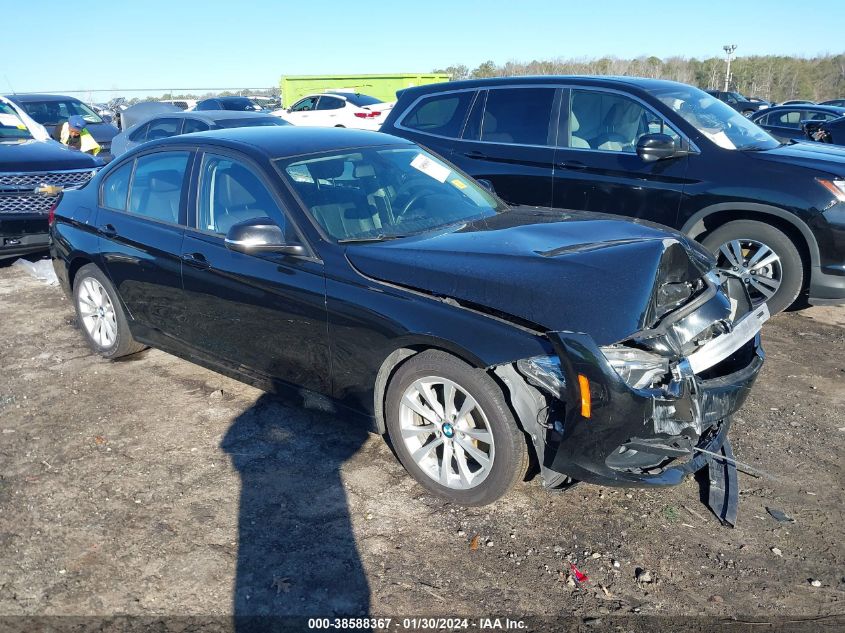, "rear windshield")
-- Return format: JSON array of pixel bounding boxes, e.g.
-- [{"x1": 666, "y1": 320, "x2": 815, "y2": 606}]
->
[
  {"x1": 217, "y1": 117, "x2": 290, "y2": 128},
  {"x1": 222, "y1": 98, "x2": 262, "y2": 111},
  {"x1": 18, "y1": 98, "x2": 104, "y2": 126},
  {"x1": 0, "y1": 103, "x2": 33, "y2": 140}
]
